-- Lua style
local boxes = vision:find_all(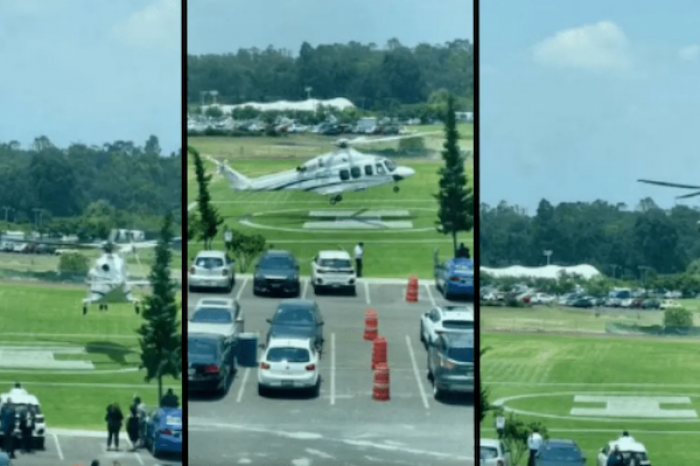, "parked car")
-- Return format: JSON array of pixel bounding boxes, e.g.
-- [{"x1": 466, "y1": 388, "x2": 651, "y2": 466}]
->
[
  {"x1": 420, "y1": 305, "x2": 474, "y2": 347},
  {"x1": 266, "y1": 299, "x2": 325, "y2": 353},
  {"x1": 188, "y1": 250, "x2": 235, "y2": 293},
  {"x1": 187, "y1": 333, "x2": 235, "y2": 395},
  {"x1": 433, "y1": 250, "x2": 474, "y2": 300},
  {"x1": 258, "y1": 337, "x2": 321, "y2": 396},
  {"x1": 188, "y1": 298, "x2": 244, "y2": 344},
  {"x1": 253, "y1": 250, "x2": 300, "y2": 296},
  {"x1": 660, "y1": 299, "x2": 682, "y2": 309},
  {"x1": 144, "y1": 407, "x2": 182, "y2": 457},
  {"x1": 310, "y1": 250, "x2": 356, "y2": 295},
  {"x1": 480, "y1": 438, "x2": 510, "y2": 466},
  {"x1": 427, "y1": 331, "x2": 473, "y2": 399},
  {"x1": 597, "y1": 437, "x2": 650, "y2": 466},
  {"x1": 536, "y1": 439, "x2": 586, "y2": 466}
]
